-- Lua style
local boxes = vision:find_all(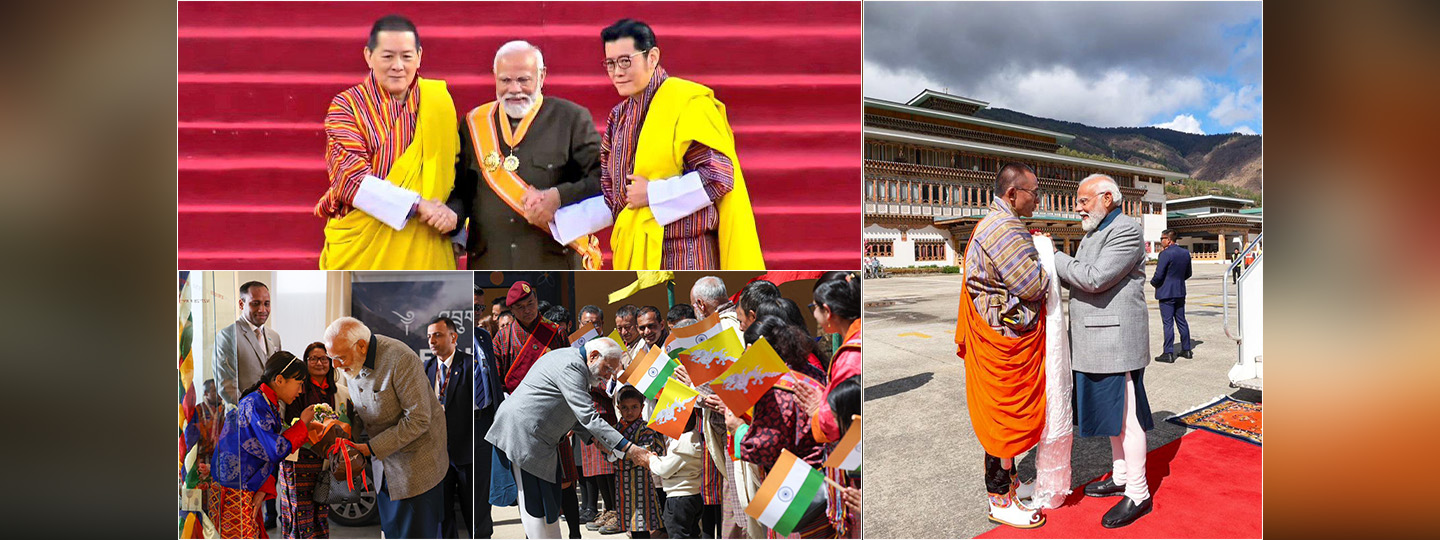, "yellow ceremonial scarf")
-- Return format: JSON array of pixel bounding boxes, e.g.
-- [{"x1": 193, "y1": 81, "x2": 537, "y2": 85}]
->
[
  {"x1": 611, "y1": 77, "x2": 765, "y2": 270},
  {"x1": 319, "y1": 78, "x2": 458, "y2": 270}
]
